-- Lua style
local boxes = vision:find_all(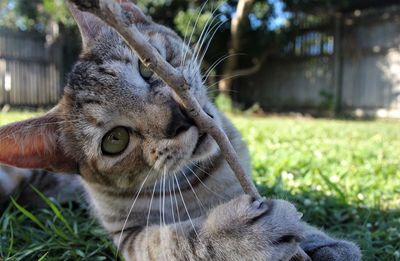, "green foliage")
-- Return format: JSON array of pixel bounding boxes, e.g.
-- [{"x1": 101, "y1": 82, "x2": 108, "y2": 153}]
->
[
  {"x1": 0, "y1": 110, "x2": 42, "y2": 125},
  {"x1": 215, "y1": 93, "x2": 234, "y2": 112},
  {"x1": 319, "y1": 89, "x2": 334, "y2": 111},
  {"x1": 174, "y1": 10, "x2": 213, "y2": 43},
  {"x1": 1, "y1": 112, "x2": 399, "y2": 260},
  {"x1": 0, "y1": 0, "x2": 74, "y2": 32}
]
